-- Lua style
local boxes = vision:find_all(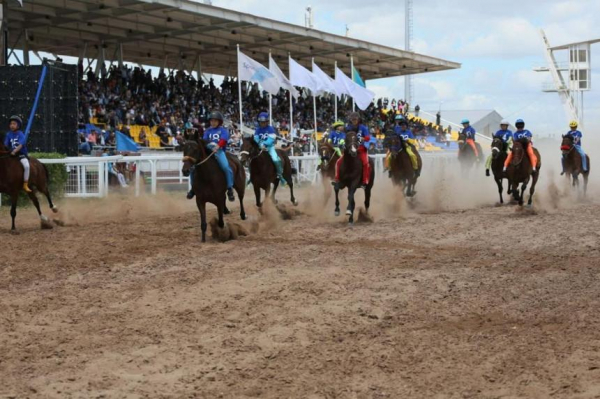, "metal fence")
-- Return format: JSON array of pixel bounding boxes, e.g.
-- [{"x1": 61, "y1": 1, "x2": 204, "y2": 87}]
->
[{"x1": 1, "y1": 152, "x2": 457, "y2": 203}]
